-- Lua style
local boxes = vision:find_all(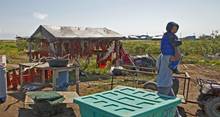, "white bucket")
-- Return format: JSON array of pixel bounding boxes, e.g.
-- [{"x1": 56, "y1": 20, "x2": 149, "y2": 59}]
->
[{"x1": 0, "y1": 55, "x2": 6, "y2": 67}]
